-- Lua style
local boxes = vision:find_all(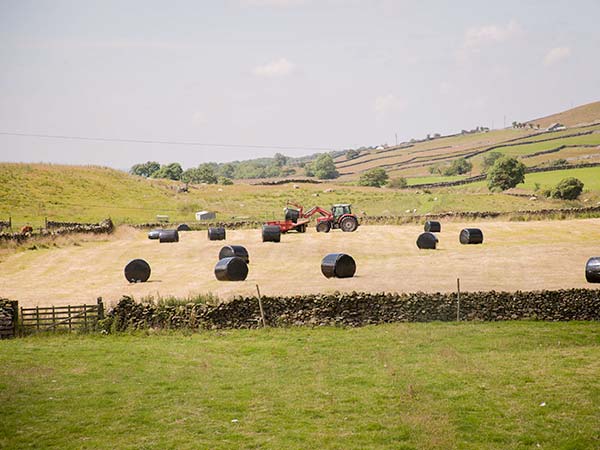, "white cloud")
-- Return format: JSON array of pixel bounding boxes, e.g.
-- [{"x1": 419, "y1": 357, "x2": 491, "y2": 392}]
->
[
  {"x1": 544, "y1": 46, "x2": 571, "y2": 66},
  {"x1": 463, "y1": 19, "x2": 520, "y2": 50},
  {"x1": 241, "y1": 0, "x2": 306, "y2": 7},
  {"x1": 374, "y1": 94, "x2": 405, "y2": 115},
  {"x1": 253, "y1": 58, "x2": 295, "y2": 77}
]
